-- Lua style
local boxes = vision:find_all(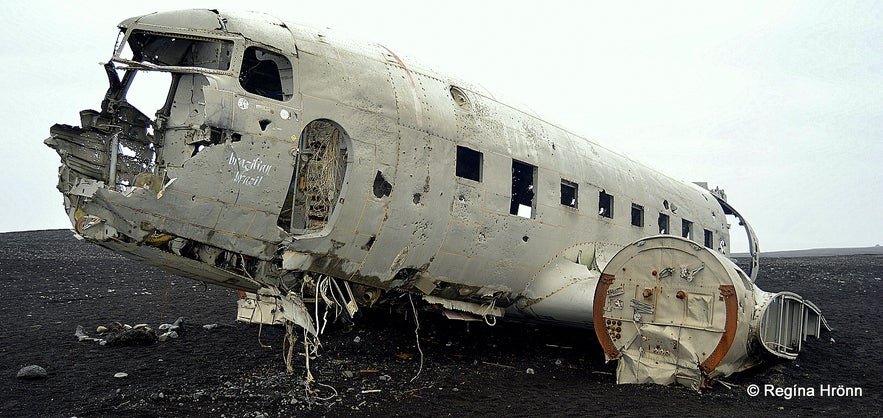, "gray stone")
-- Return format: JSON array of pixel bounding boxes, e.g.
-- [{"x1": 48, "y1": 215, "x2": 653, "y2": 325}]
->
[
  {"x1": 203, "y1": 324, "x2": 218, "y2": 330},
  {"x1": 17, "y1": 365, "x2": 47, "y2": 379},
  {"x1": 114, "y1": 372, "x2": 128, "y2": 378}
]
